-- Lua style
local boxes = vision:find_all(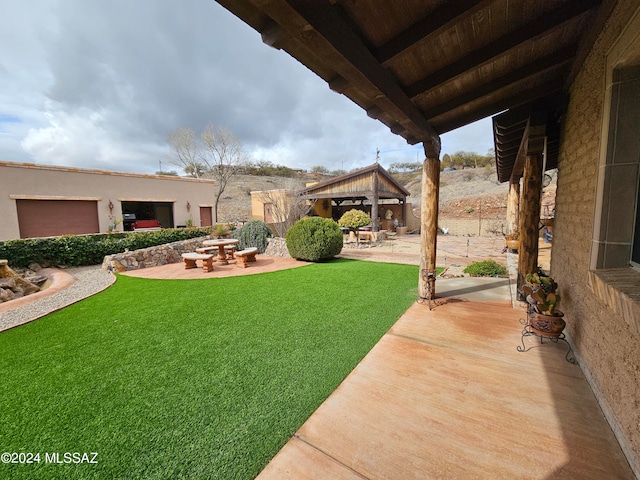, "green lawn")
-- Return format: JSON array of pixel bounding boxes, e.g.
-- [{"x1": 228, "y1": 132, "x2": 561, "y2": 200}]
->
[{"x1": 0, "y1": 259, "x2": 418, "y2": 479}]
